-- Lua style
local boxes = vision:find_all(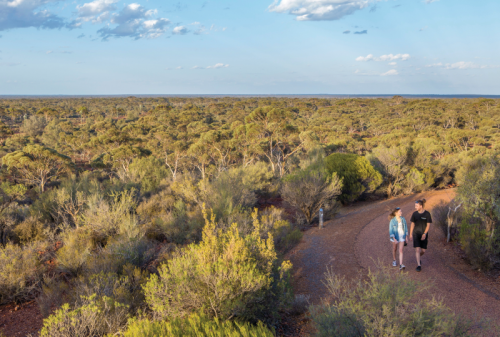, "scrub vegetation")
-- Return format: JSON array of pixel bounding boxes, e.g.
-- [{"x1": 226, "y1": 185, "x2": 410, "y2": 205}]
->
[{"x1": 0, "y1": 96, "x2": 498, "y2": 335}]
